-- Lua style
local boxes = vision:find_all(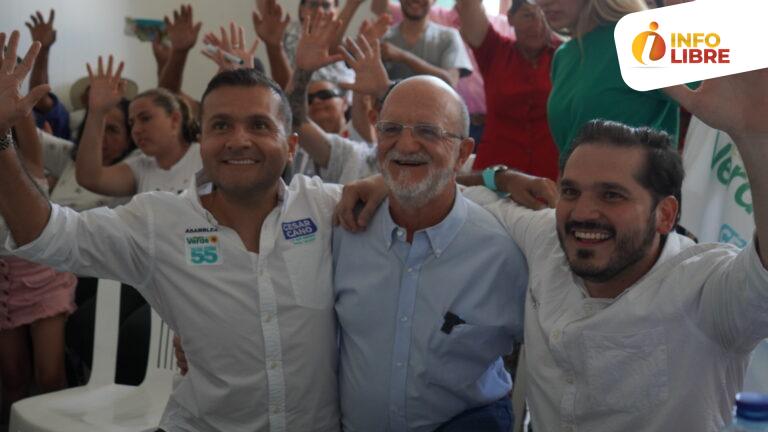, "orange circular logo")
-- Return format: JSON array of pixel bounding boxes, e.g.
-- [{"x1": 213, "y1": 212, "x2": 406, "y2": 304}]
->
[{"x1": 632, "y1": 22, "x2": 667, "y2": 64}]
